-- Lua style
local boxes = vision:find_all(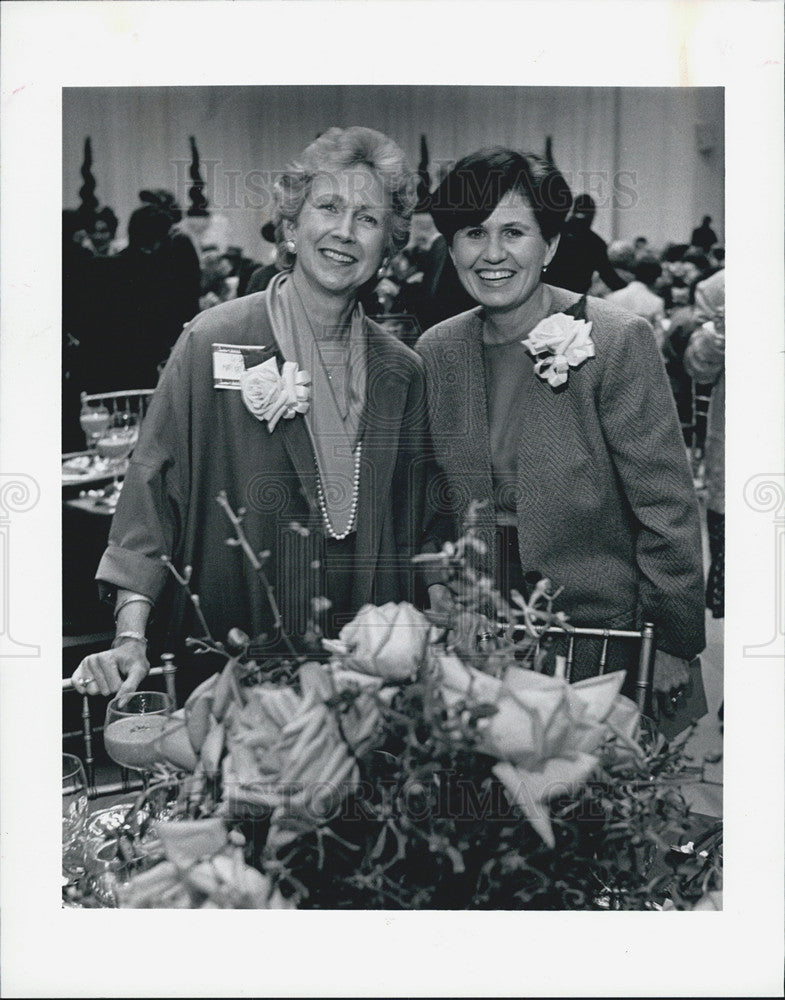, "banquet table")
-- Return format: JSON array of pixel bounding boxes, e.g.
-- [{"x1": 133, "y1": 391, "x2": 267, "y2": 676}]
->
[{"x1": 62, "y1": 452, "x2": 122, "y2": 660}]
